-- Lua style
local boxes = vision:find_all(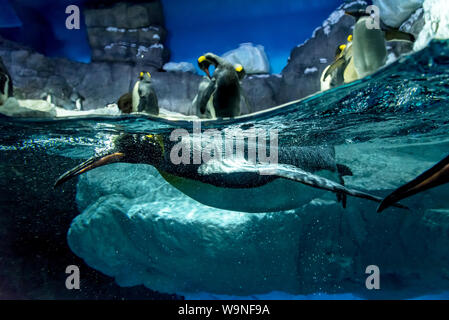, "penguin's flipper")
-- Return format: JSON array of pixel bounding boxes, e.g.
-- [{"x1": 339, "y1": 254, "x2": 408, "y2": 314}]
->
[
  {"x1": 377, "y1": 154, "x2": 449, "y2": 213},
  {"x1": 197, "y1": 80, "x2": 216, "y2": 114},
  {"x1": 336, "y1": 164, "x2": 353, "y2": 209},
  {"x1": 260, "y1": 164, "x2": 408, "y2": 210},
  {"x1": 241, "y1": 90, "x2": 254, "y2": 114},
  {"x1": 384, "y1": 29, "x2": 415, "y2": 43},
  {"x1": 324, "y1": 58, "x2": 345, "y2": 81}
]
